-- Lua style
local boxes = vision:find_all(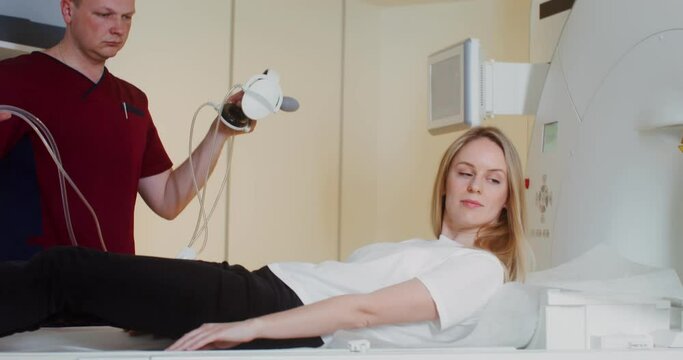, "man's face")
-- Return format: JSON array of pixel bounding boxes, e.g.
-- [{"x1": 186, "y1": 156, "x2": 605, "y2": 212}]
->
[{"x1": 65, "y1": 0, "x2": 136, "y2": 62}]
